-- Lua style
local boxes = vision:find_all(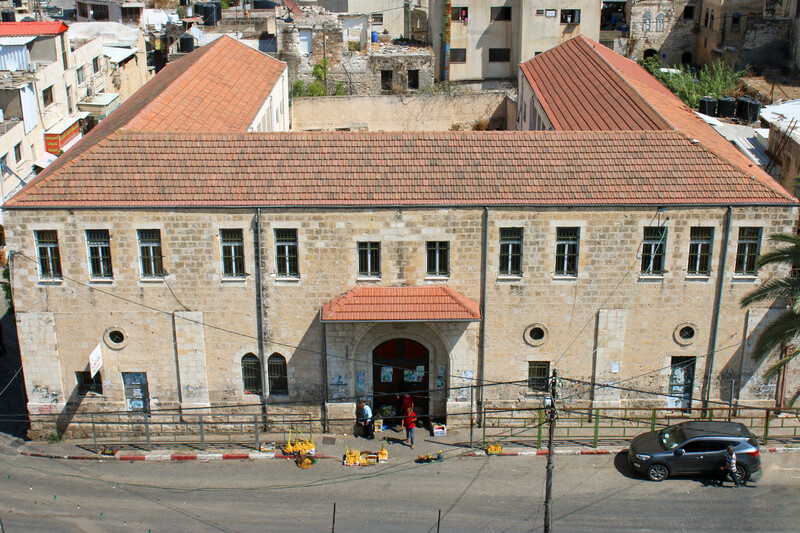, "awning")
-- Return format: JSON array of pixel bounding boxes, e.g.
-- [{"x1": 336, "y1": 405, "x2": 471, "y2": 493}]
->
[
  {"x1": 320, "y1": 286, "x2": 481, "y2": 322},
  {"x1": 103, "y1": 45, "x2": 136, "y2": 65},
  {"x1": 33, "y1": 152, "x2": 57, "y2": 169},
  {"x1": 0, "y1": 36, "x2": 36, "y2": 45}
]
